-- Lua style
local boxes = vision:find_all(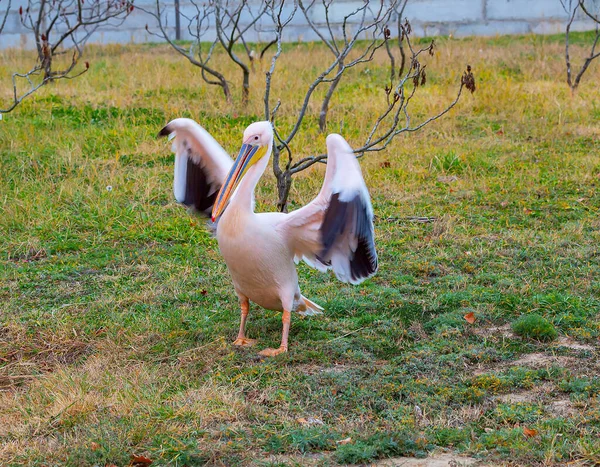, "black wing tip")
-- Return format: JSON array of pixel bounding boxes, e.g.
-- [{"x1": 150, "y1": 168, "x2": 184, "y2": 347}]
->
[
  {"x1": 158, "y1": 124, "x2": 172, "y2": 138},
  {"x1": 350, "y1": 237, "x2": 378, "y2": 282},
  {"x1": 320, "y1": 192, "x2": 378, "y2": 283}
]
